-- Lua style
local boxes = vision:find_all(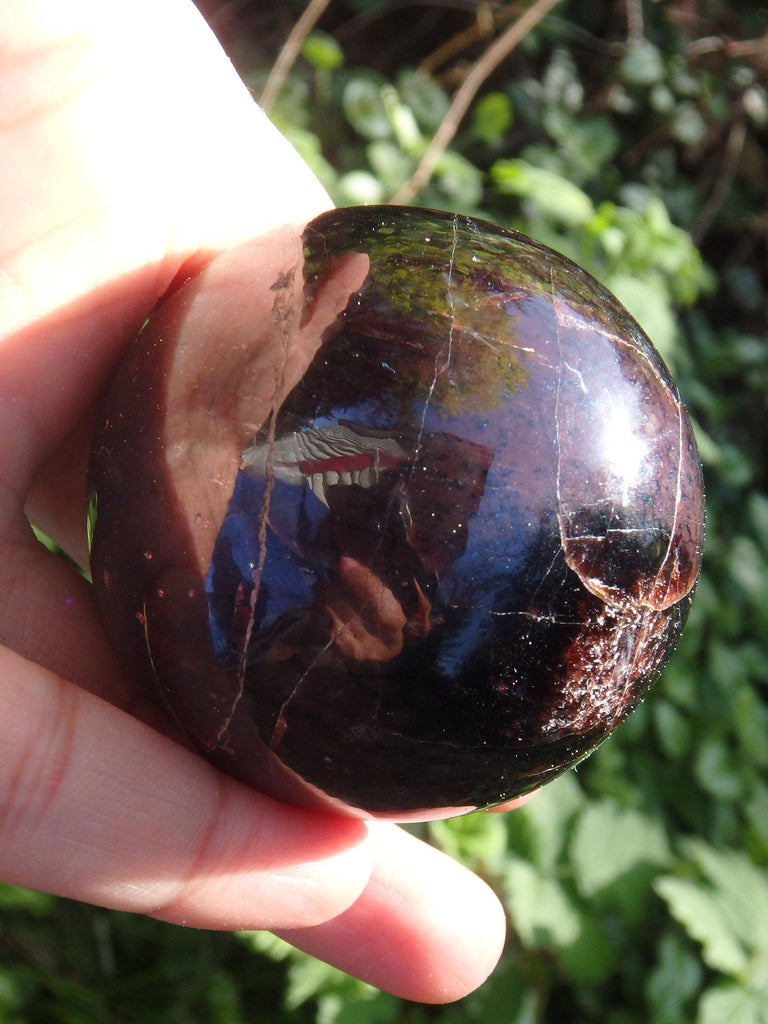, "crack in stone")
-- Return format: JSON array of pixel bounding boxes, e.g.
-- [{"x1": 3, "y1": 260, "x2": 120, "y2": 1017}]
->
[
  {"x1": 270, "y1": 214, "x2": 465, "y2": 749},
  {"x1": 411, "y1": 211, "x2": 459, "y2": 469},
  {"x1": 516, "y1": 609, "x2": 585, "y2": 626},
  {"x1": 605, "y1": 613, "x2": 651, "y2": 731},
  {"x1": 270, "y1": 633, "x2": 336, "y2": 750},
  {"x1": 278, "y1": 218, "x2": 463, "y2": 747},
  {"x1": 552, "y1": 267, "x2": 568, "y2": 573},
  {"x1": 214, "y1": 266, "x2": 298, "y2": 750},
  {"x1": 651, "y1": 388, "x2": 685, "y2": 608},
  {"x1": 563, "y1": 360, "x2": 588, "y2": 393},
  {"x1": 573, "y1": 527, "x2": 670, "y2": 541}
]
